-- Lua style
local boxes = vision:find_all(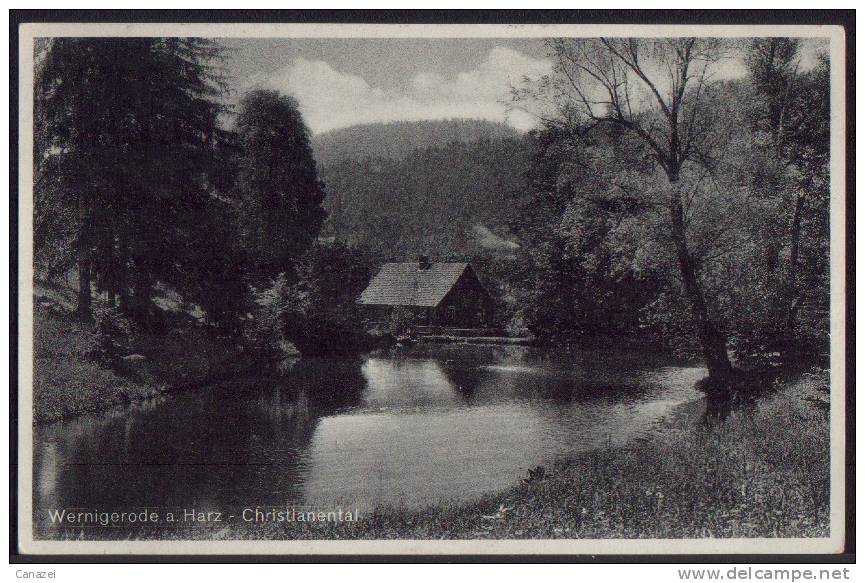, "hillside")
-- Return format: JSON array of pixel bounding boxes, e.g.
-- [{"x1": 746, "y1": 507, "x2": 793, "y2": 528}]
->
[
  {"x1": 312, "y1": 119, "x2": 522, "y2": 167},
  {"x1": 319, "y1": 132, "x2": 532, "y2": 263}
]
